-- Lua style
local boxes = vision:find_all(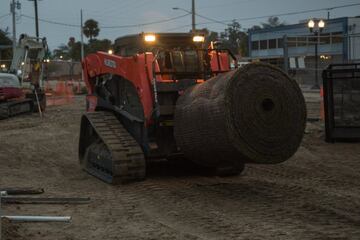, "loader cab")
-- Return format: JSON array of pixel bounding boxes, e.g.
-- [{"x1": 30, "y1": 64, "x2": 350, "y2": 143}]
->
[{"x1": 114, "y1": 32, "x2": 234, "y2": 80}]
